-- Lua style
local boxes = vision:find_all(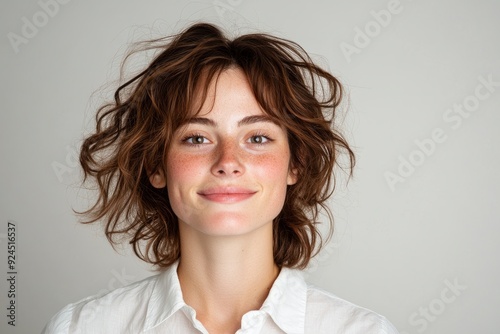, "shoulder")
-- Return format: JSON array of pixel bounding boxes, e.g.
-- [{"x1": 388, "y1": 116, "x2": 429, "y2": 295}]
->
[
  {"x1": 304, "y1": 283, "x2": 399, "y2": 334},
  {"x1": 42, "y1": 273, "x2": 160, "y2": 334}
]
